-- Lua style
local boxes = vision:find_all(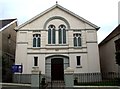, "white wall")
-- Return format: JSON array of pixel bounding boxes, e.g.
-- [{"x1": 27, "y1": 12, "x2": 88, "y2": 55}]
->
[
  {"x1": 20, "y1": 8, "x2": 94, "y2": 30},
  {"x1": 86, "y1": 30, "x2": 100, "y2": 73},
  {"x1": 15, "y1": 6, "x2": 100, "y2": 74},
  {"x1": 69, "y1": 53, "x2": 88, "y2": 73}
]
